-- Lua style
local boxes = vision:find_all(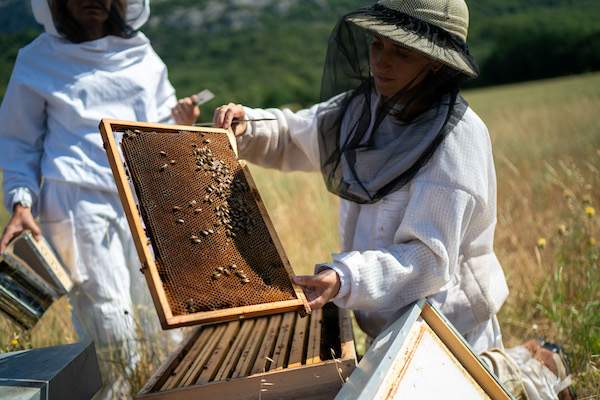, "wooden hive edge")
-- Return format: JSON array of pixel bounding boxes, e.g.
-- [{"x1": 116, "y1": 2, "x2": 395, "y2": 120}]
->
[
  {"x1": 99, "y1": 119, "x2": 173, "y2": 328},
  {"x1": 137, "y1": 358, "x2": 356, "y2": 400},
  {"x1": 238, "y1": 161, "x2": 311, "y2": 315},
  {"x1": 166, "y1": 299, "x2": 306, "y2": 328}
]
